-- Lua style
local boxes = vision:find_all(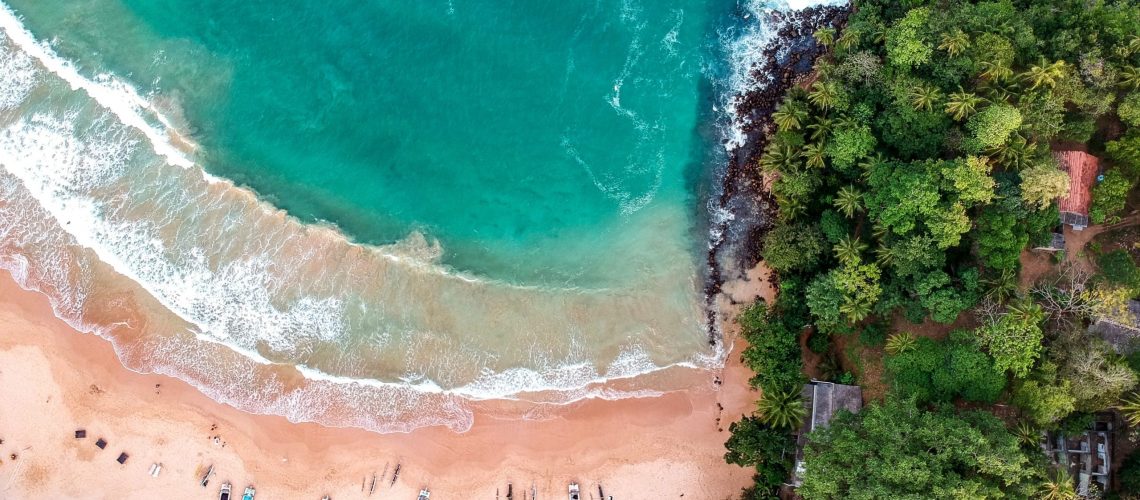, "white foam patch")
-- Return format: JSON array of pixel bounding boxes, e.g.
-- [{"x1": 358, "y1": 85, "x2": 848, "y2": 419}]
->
[
  {"x1": 0, "y1": 3, "x2": 194, "y2": 168},
  {"x1": 0, "y1": 34, "x2": 36, "y2": 110},
  {"x1": 0, "y1": 114, "x2": 348, "y2": 353}
]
